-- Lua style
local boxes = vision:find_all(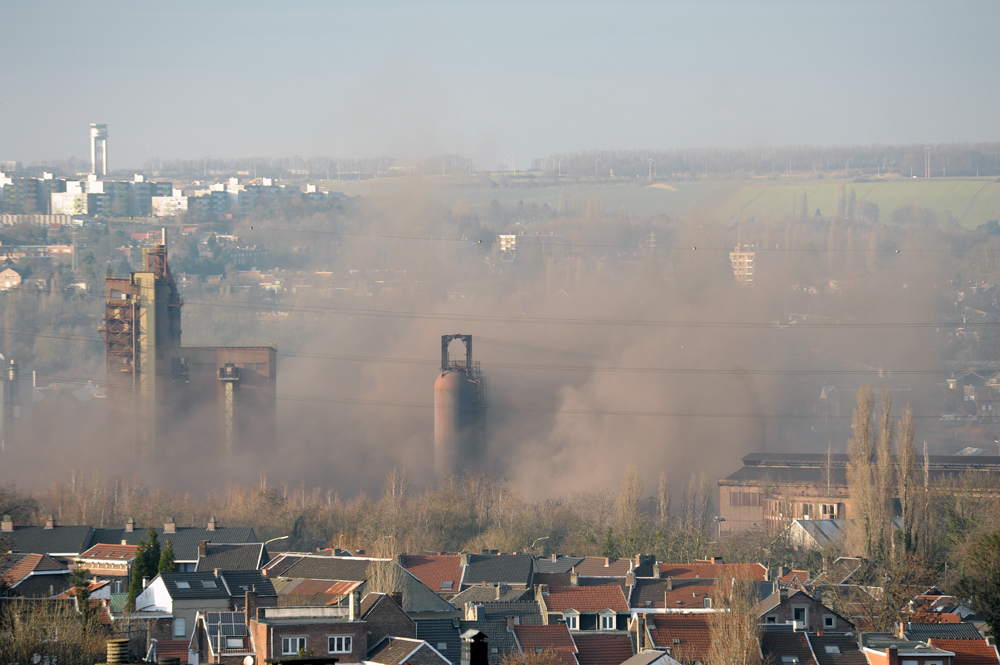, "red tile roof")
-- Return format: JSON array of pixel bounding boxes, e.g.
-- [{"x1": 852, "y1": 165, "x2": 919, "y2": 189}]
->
[
  {"x1": 928, "y1": 639, "x2": 1000, "y2": 665},
  {"x1": 401, "y1": 554, "x2": 463, "y2": 594},
  {"x1": 54, "y1": 580, "x2": 110, "y2": 598},
  {"x1": 573, "y1": 634, "x2": 634, "y2": 665},
  {"x1": 573, "y1": 557, "x2": 634, "y2": 576},
  {"x1": 2, "y1": 553, "x2": 68, "y2": 586},
  {"x1": 632, "y1": 578, "x2": 720, "y2": 610},
  {"x1": 156, "y1": 640, "x2": 190, "y2": 664},
  {"x1": 645, "y1": 614, "x2": 712, "y2": 663},
  {"x1": 658, "y1": 562, "x2": 766, "y2": 581},
  {"x1": 78, "y1": 543, "x2": 138, "y2": 561},
  {"x1": 514, "y1": 624, "x2": 579, "y2": 665},
  {"x1": 544, "y1": 586, "x2": 629, "y2": 613}
]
